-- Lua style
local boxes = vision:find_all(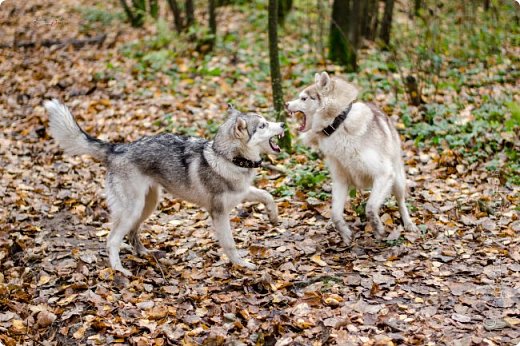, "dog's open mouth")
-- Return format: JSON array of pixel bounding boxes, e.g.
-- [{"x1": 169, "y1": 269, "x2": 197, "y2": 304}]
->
[
  {"x1": 269, "y1": 132, "x2": 284, "y2": 152},
  {"x1": 294, "y1": 111, "x2": 306, "y2": 132}
]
